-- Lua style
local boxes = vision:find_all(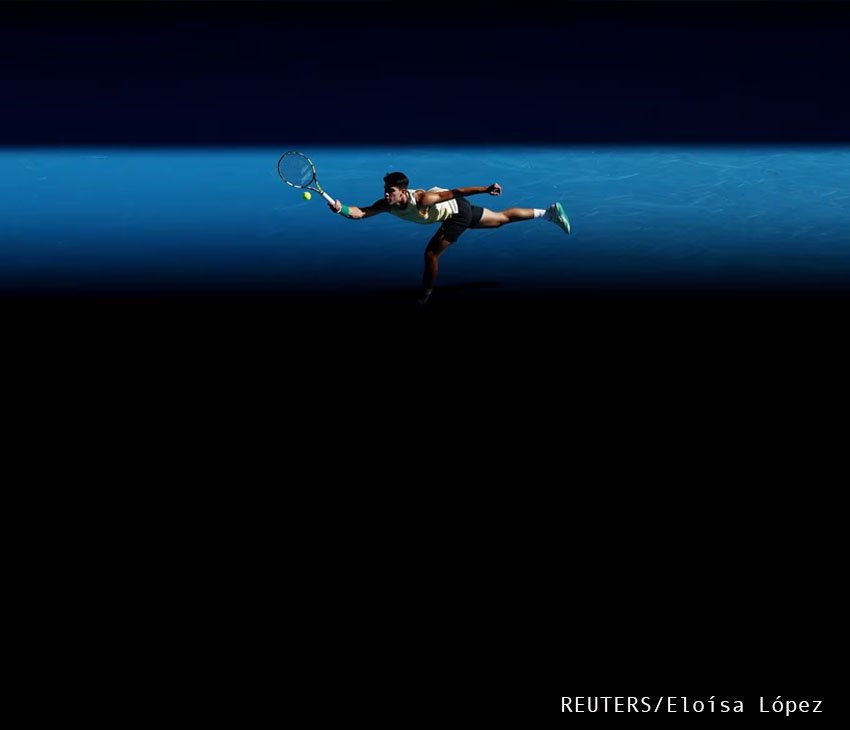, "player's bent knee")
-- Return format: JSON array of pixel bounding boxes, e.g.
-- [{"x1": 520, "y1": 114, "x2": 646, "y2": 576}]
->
[{"x1": 426, "y1": 240, "x2": 451, "y2": 257}]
